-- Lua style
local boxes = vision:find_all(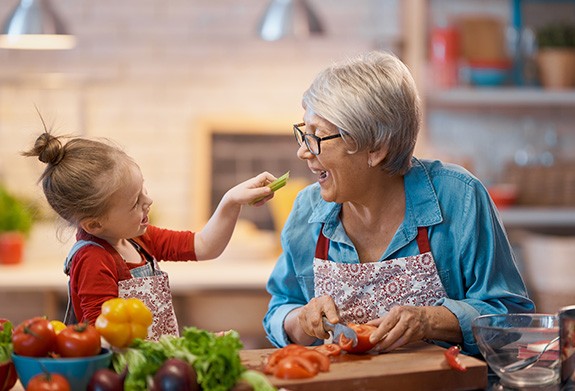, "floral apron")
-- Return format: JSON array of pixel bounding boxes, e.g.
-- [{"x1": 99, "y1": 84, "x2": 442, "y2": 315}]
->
[
  {"x1": 313, "y1": 226, "x2": 448, "y2": 324},
  {"x1": 63, "y1": 239, "x2": 179, "y2": 340}
]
